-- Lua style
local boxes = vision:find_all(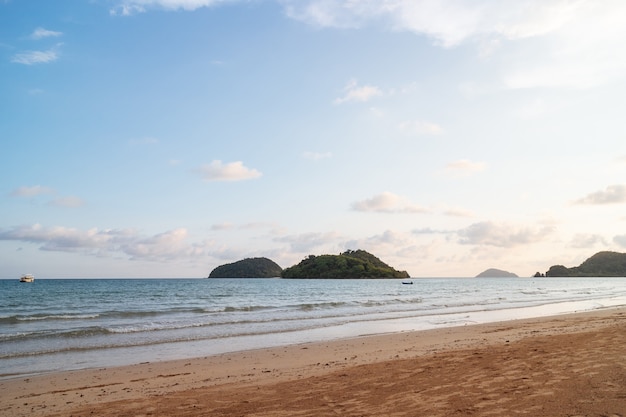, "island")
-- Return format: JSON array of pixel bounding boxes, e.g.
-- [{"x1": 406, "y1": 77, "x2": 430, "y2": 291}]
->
[
  {"x1": 475, "y1": 268, "x2": 518, "y2": 278},
  {"x1": 208, "y1": 257, "x2": 283, "y2": 278},
  {"x1": 542, "y1": 251, "x2": 626, "y2": 277},
  {"x1": 281, "y1": 249, "x2": 410, "y2": 279}
]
